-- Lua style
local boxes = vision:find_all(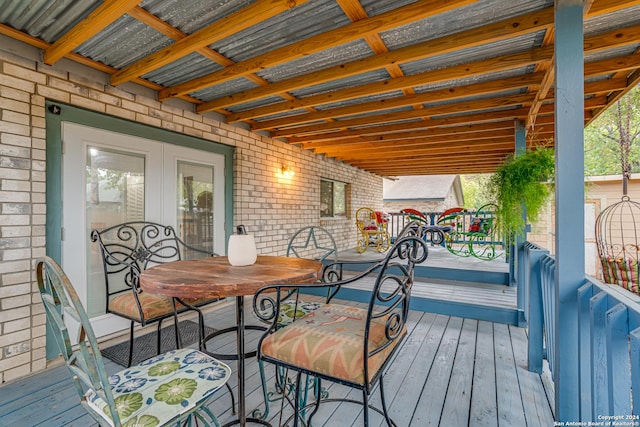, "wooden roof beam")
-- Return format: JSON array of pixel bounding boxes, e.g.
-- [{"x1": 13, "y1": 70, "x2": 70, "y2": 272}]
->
[
  {"x1": 251, "y1": 24, "x2": 640, "y2": 129},
  {"x1": 331, "y1": 141, "x2": 515, "y2": 160},
  {"x1": 233, "y1": 68, "x2": 545, "y2": 125},
  {"x1": 111, "y1": 0, "x2": 305, "y2": 86},
  {"x1": 284, "y1": 110, "x2": 528, "y2": 141},
  {"x1": 159, "y1": 0, "x2": 475, "y2": 101},
  {"x1": 196, "y1": 6, "x2": 555, "y2": 112},
  {"x1": 269, "y1": 93, "x2": 535, "y2": 137},
  {"x1": 44, "y1": 0, "x2": 141, "y2": 65},
  {"x1": 300, "y1": 122, "x2": 516, "y2": 148},
  {"x1": 313, "y1": 130, "x2": 515, "y2": 154}
]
